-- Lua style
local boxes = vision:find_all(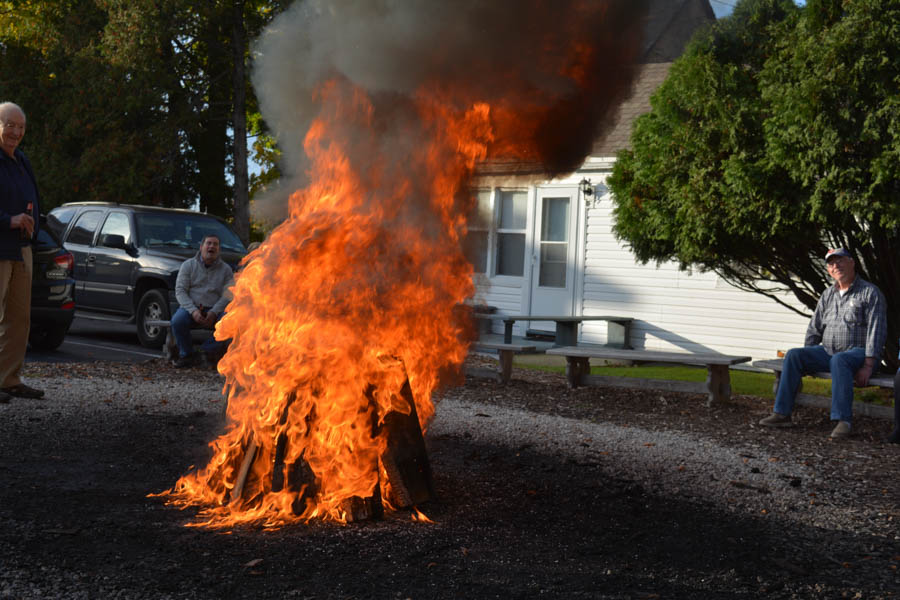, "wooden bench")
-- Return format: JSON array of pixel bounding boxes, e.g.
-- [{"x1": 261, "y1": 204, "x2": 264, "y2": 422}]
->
[
  {"x1": 753, "y1": 358, "x2": 895, "y2": 419},
  {"x1": 470, "y1": 342, "x2": 537, "y2": 384},
  {"x1": 475, "y1": 314, "x2": 633, "y2": 348},
  {"x1": 145, "y1": 319, "x2": 177, "y2": 361},
  {"x1": 546, "y1": 347, "x2": 752, "y2": 405}
]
